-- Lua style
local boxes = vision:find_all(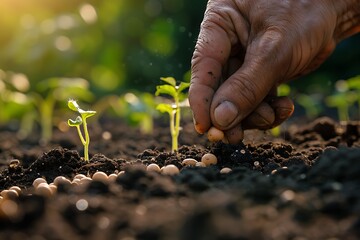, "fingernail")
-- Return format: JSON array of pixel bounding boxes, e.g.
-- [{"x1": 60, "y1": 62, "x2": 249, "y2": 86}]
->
[
  {"x1": 276, "y1": 108, "x2": 294, "y2": 119},
  {"x1": 214, "y1": 101, "x2": 238, "y2": 127}
]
